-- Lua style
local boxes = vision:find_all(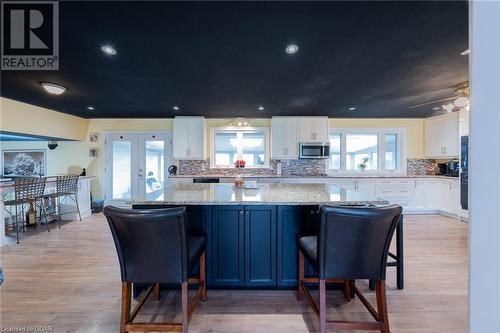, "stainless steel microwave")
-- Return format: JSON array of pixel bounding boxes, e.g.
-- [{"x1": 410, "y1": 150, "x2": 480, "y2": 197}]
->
[{"x1": 299, "y1": 142, "x2": 330, "y2": 159}]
